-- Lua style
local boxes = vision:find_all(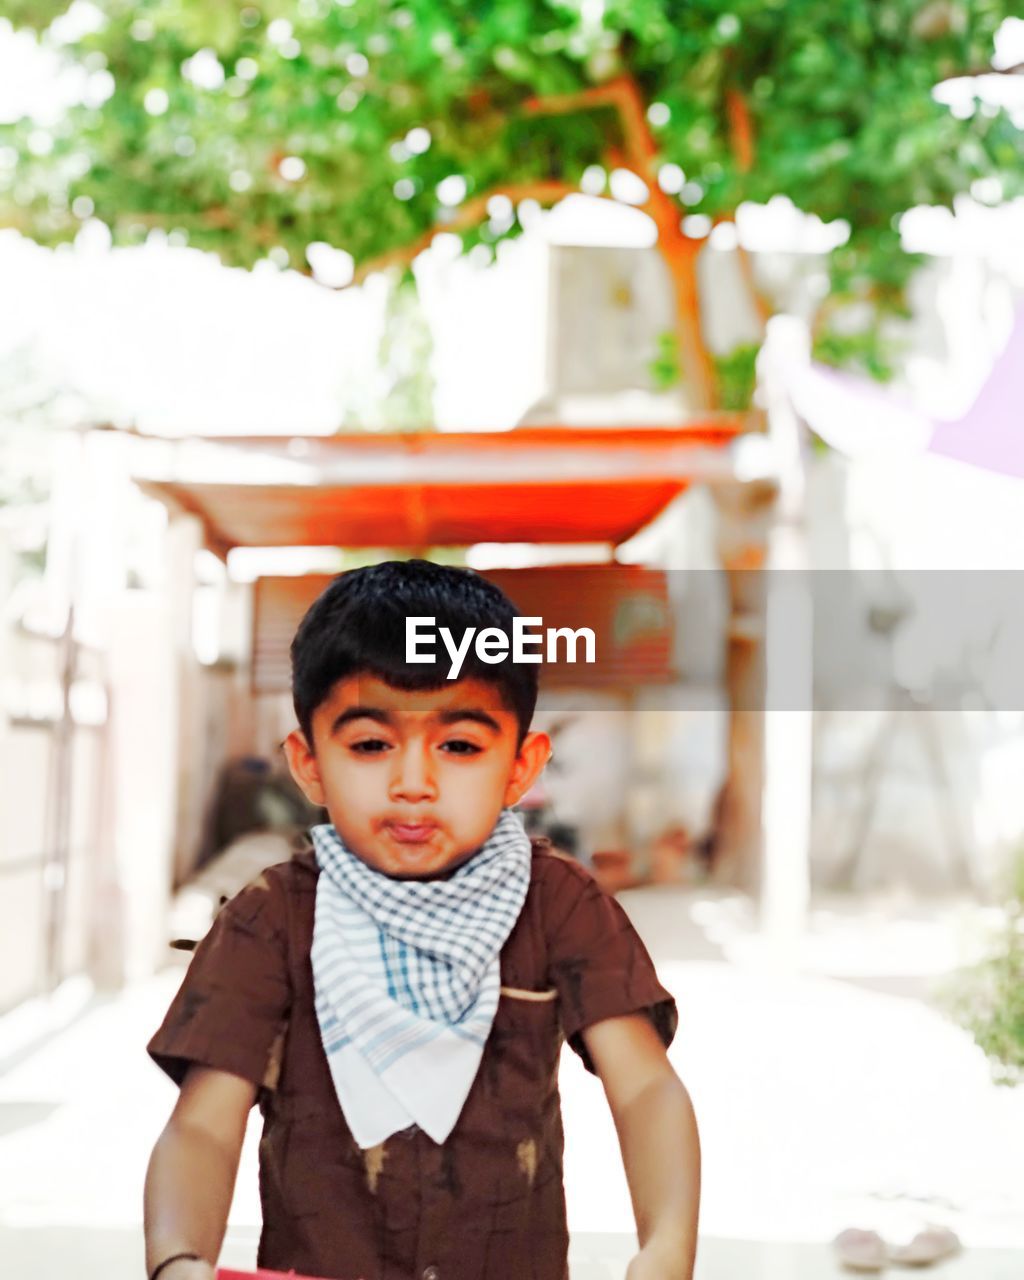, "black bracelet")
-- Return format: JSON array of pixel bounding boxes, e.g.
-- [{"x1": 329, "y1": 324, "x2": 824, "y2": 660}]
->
[{"x1": 149, "y1": 1252, "x2": 203, "y2": 1280}]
